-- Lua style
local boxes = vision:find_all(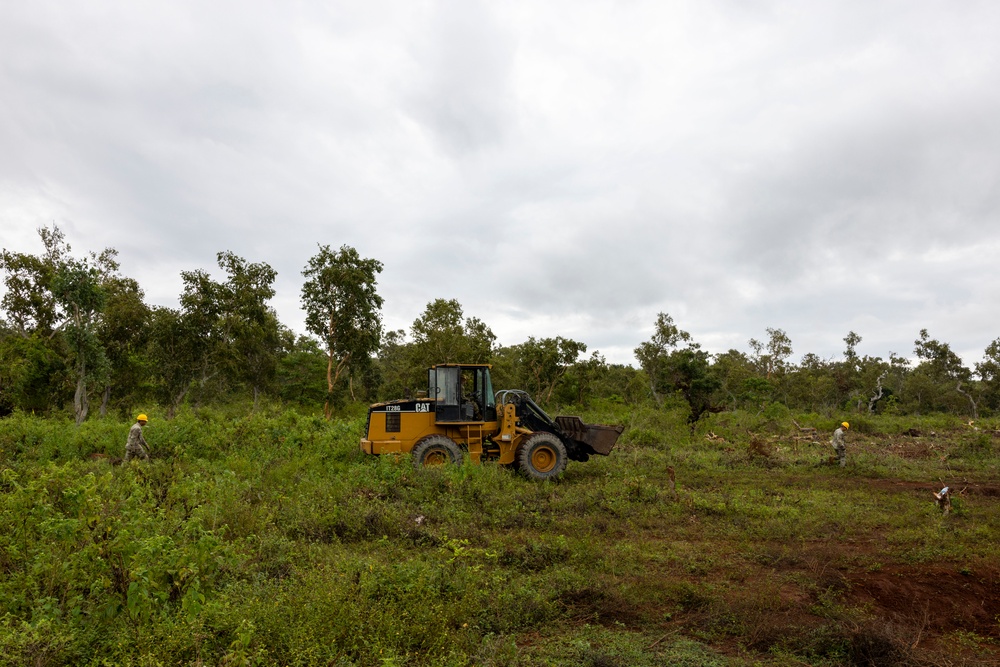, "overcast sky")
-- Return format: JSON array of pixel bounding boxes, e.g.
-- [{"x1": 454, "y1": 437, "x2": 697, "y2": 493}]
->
[{"x1": 2, "y1": 0, "x2": 998, "y2": 368}]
